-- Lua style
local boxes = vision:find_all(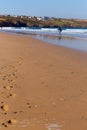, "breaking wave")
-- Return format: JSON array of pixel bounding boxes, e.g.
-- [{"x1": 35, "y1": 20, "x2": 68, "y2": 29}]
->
[{"x1": 0, "y1": 27, "x2": 87, "y2": 39}]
